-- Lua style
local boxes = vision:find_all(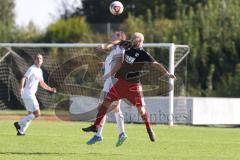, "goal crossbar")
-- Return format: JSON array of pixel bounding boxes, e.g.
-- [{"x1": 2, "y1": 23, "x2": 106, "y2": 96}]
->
[{"x1": 0, "y1": 43, "x2": 188, "y2": 48}]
